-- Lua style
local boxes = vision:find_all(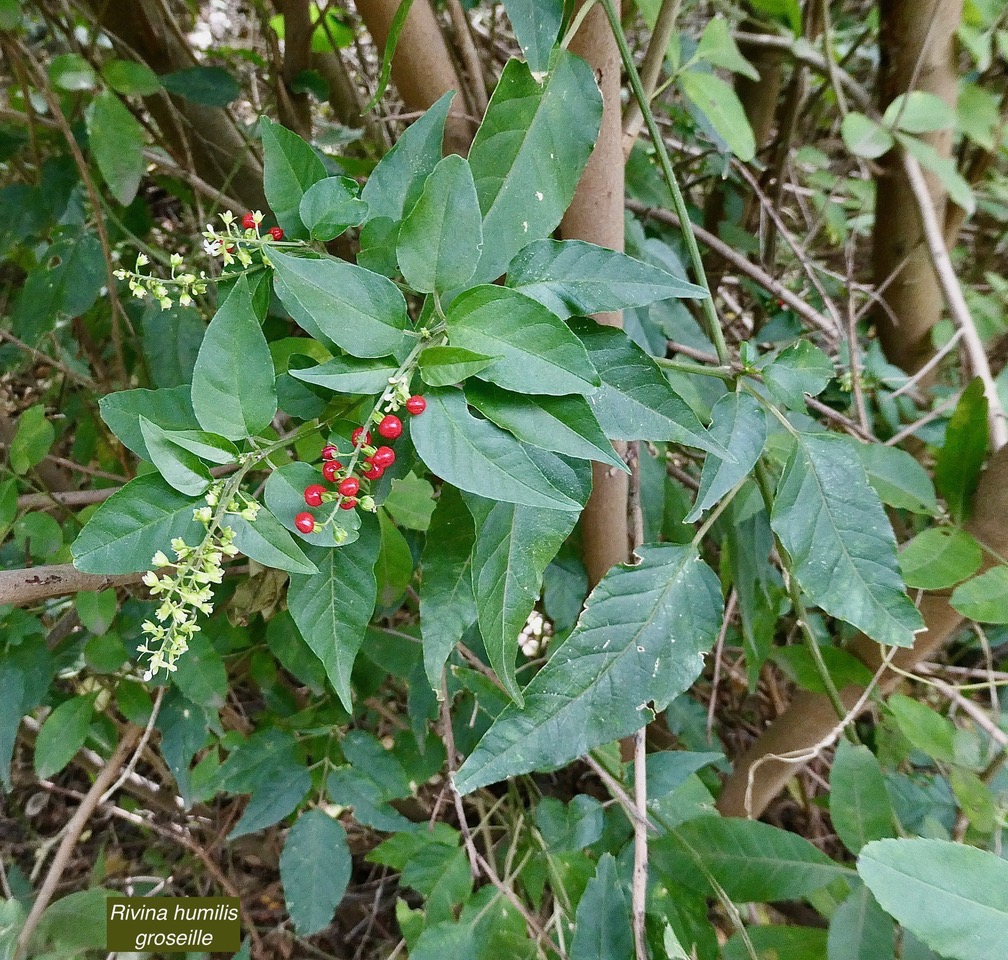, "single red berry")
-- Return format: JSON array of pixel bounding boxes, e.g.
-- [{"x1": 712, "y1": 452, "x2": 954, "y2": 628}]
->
[
  {"x1": 242, "y1": 212, "x2": 256, "y2": 230},
  {"x1": 405, "y1": 395, "x2": 426, "y2": 415},
  {"x1": 294, "y1": 512, "x2": 315, "y2": 534},
  {"x1": 372, "y1": 446, "x2": 395, "y2": 469},
  {"x1": 361, "y1": 459, "x2": 384, "y2": 481},
  {"x1": 338, "y1": 477, "x2": 360, "y2": 497},
  {"x1": 225, "y1": 245, "x2": 235, "y2": 254},
  {"x1": 269, "y1": 226, "x2": 284, "y2": 241},
  {"x1": 340, "y1": 497, "x2": 358, "y2": 510},
  {"x1": 378, "y1": 415, "x2": 402, "y2": 439},
  {"x1": 351, "y1": 427, "x2": 372, "y2": 447},
  {"x1": 321, "y1": 445, "x2": 339, "y2": 461},
  {"x1": 322, "y1": 460, "x2": 341, "y2": 482},
  {"x1": 304, "y1": 484, "x2": 325, "y2": 507}
]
